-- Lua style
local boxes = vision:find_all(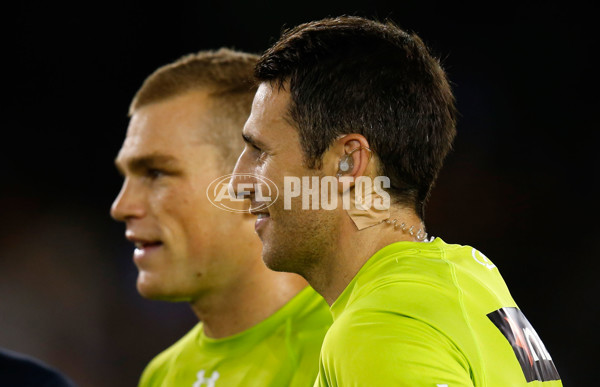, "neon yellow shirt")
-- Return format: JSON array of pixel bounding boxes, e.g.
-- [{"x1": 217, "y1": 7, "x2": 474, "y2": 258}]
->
[
  {"x1": 140, "y1": 286, "x2": 331, "y2": 387},
  {"x1": 316, "y1": 238, "x2": 562, "y2": 386}
]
